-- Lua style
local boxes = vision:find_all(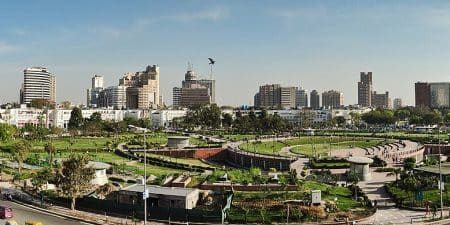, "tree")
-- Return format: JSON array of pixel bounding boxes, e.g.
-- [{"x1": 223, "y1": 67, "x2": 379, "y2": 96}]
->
[
  {"x1": 403, "y1": 157, "x2": 416, "y2": 171},
  {"x1": 333, "y1": 116, "x2": 346, "y2": 127},
  {"x1": 222, "y1": 113, "x2": 233, "y2": 129},
  {"x1": 95, "y1": 183, "x2": 117, "y2": 199},
  {"x1": 0, "y1": 124, "x2": 16, "y2": 142},
  {"x1": 32, "y1": 167, "x2": 53, "y2": 191},
  {"x1": 45, "y1": 142, "x2": 56, "y2": 167},
  {"x1": 12, "y1": 140, "x2": 30, "y2": 174},
  {"x1": 57, "y1": 154, "x2": 95, "y2": 210},
  {"x1": 347, "y1": 171, "x2": 360, "y2": 200},
  {"x1": 349, "y1": 112, "x2": 361, "y2": 126},
  {"x1": 61, "y1": 101, "x2": 72, "y2": 109},
  {"x1": 30, "y1": 98, "x2": 53, "y2": 109},
  {"x1": 68, "y1": 107, "x2": 84, "y2": 130},
  {"x1": 89, "y1": 112, "x2": 102, "y2": 123}
]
